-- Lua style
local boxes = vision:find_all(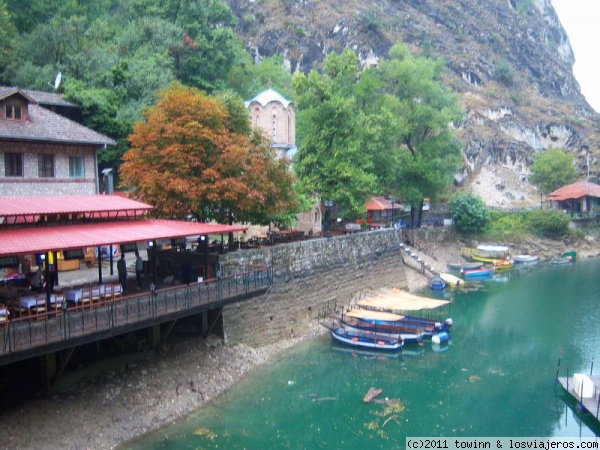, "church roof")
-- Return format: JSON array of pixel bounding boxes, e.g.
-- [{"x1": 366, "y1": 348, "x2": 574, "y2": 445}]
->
[{"x1": 245, "y1": 88, "x2": 293, "y2": 109}]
